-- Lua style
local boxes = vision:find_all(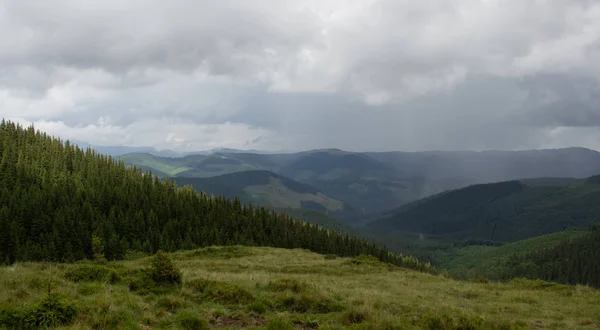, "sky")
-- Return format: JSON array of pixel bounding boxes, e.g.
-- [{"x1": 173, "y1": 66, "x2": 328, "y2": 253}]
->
[{"x1": 1, "y1": 0, "x2": 600, "y2": 152}]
